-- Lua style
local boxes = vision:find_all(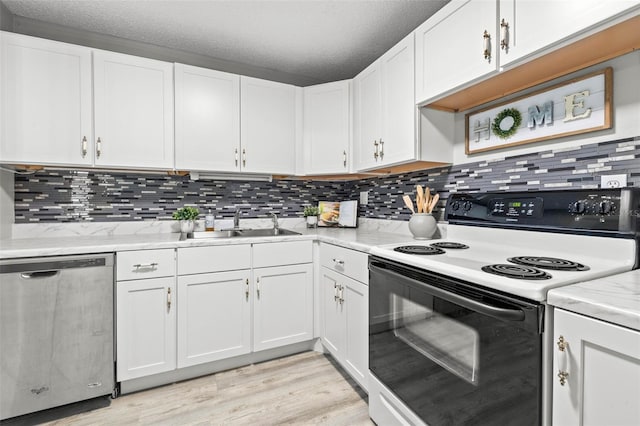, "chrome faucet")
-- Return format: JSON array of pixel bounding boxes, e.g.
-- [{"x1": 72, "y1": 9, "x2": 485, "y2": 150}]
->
[
  {"x1": 271, "y1": 213, "x2": 279, "y2": 230},
  {"x1": 233, "y1": 207, "x2": 241, "y2": 229}
]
